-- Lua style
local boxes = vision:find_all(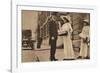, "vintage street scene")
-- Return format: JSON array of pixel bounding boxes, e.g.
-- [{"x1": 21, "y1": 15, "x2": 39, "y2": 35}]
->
[{"x1": 21, "y1": 10, "x2": 90, "y2": 62}]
